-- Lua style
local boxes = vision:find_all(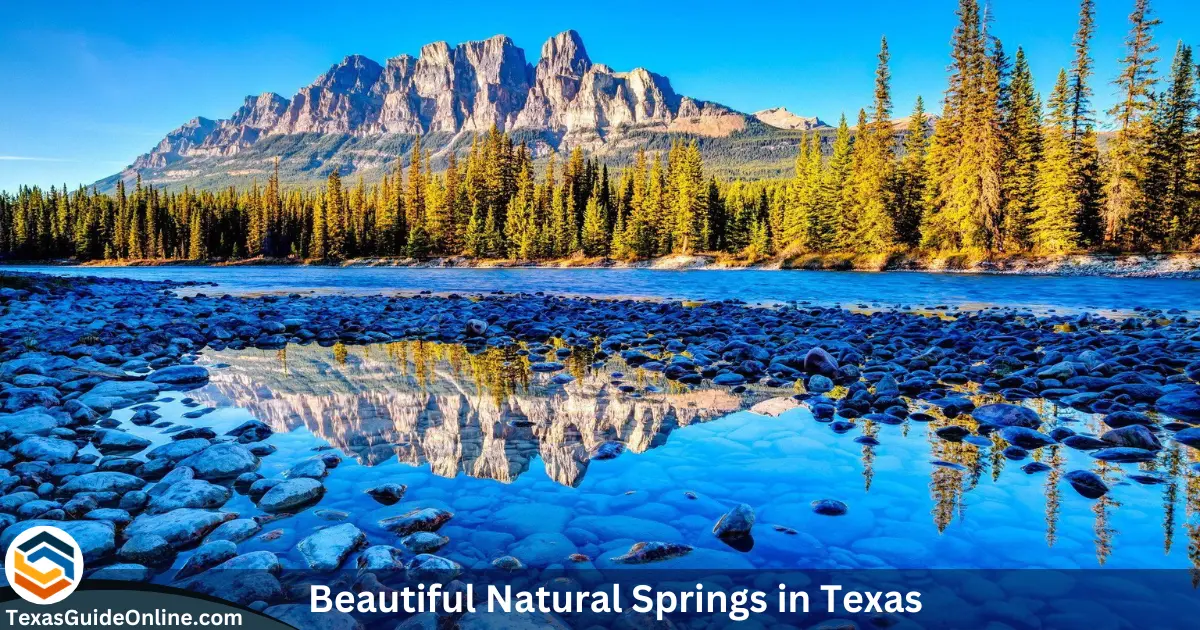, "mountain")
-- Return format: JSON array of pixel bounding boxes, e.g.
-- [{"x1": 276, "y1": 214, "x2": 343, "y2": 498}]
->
[
  {"x1": 101, "y1": 30, "x2": 824, "y2": 191},
  {"x1": 752, "y1": 107, "x2": 828, "y2": 131}
]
